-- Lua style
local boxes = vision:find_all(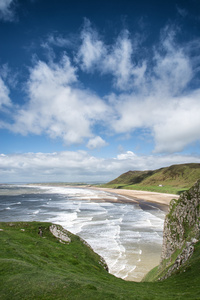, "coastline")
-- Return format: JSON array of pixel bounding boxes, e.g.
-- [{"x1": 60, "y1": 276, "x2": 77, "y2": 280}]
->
[
  {"x1": 0, "y1": 183, "x2": 171, "y2": 281},
  {"x1": 27, "y1": 183, "x2": 179, "y2": 212},
  {"x1": 87, "y1": 186, "x2": 179, "y2": 212},
  {"x1": 97, "y1": 187, "x2": 179, "y2": 204}
]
